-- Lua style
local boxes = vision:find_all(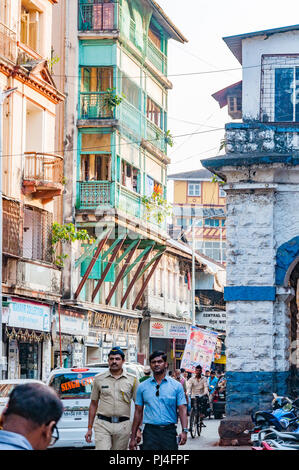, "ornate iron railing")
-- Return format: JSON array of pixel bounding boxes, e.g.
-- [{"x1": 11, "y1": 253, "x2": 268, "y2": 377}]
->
[
  {"x1": 78, "y1": 181, "x2": 112, "y2": 209},
  {"x1": 0, "y1": 21, "x2": 17, "y2": 62},
  {"x1": 79, "y1": 92, "x2": 114, "y2": 119},
  {"x1": 24, "y1": 152, "x2": 63, "y2": 185},
  {"x1": 78, "y1": 0, "x2": 118, "y2": 31}
]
